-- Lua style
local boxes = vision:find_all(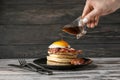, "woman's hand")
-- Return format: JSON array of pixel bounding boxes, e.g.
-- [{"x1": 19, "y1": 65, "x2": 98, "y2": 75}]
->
[{"x1": 82, "y1": 0, "x2": 120, "y2": 28}]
